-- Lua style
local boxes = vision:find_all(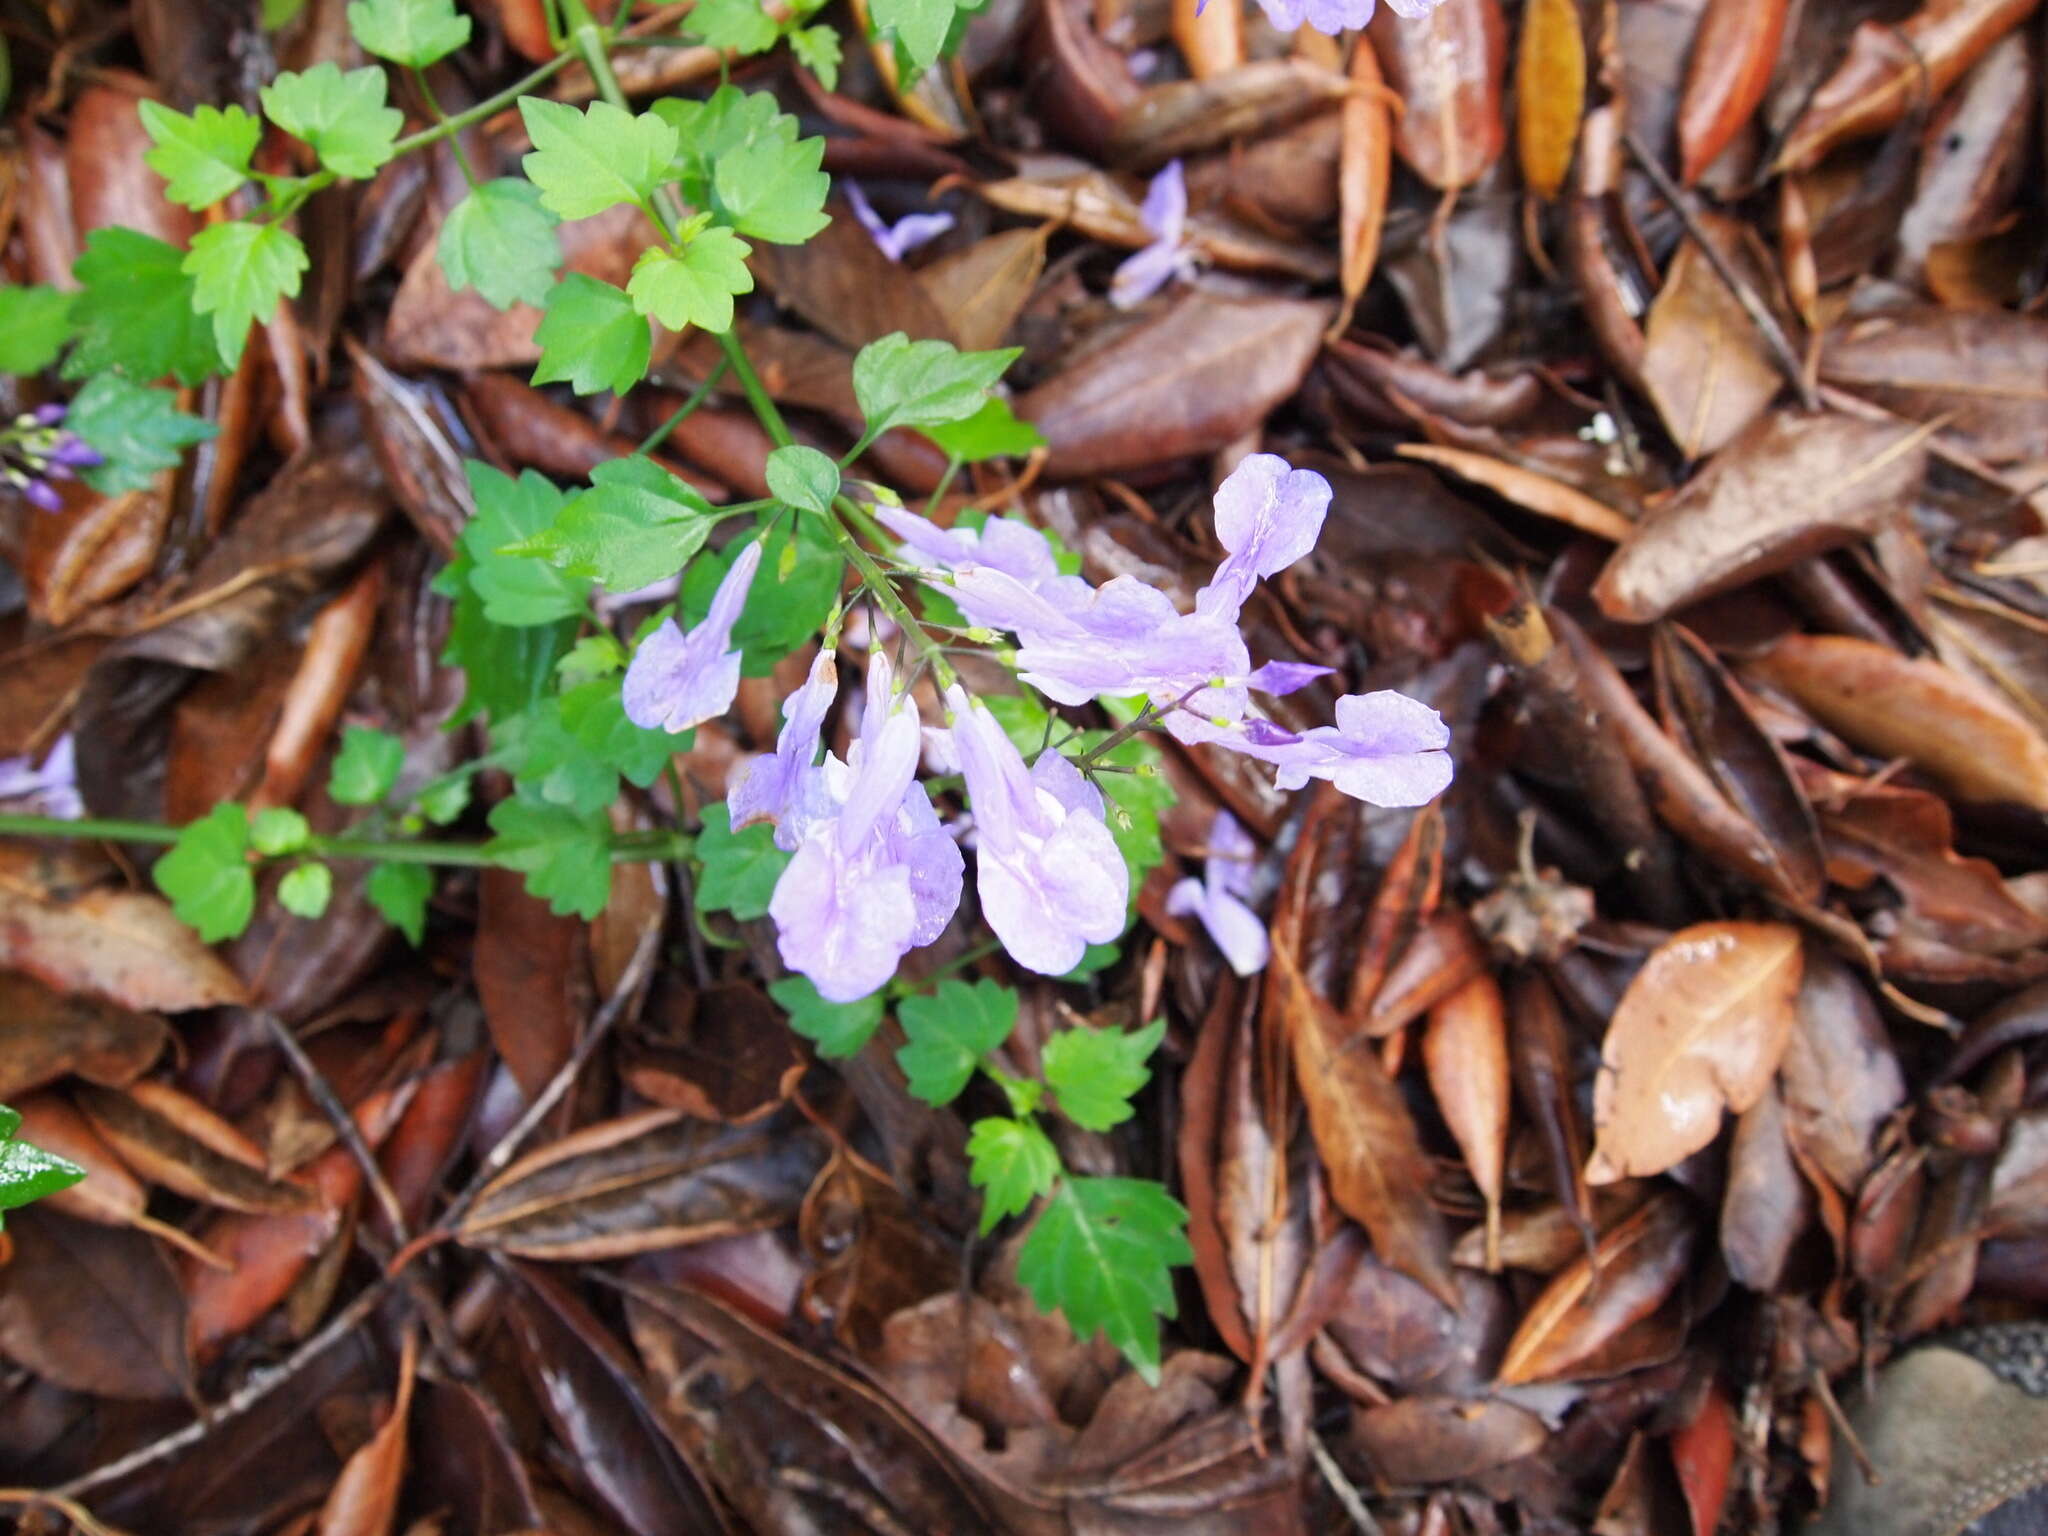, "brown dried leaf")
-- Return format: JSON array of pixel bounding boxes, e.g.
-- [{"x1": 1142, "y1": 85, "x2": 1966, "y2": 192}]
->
[
  {"x1": 0, "y1": 1207, "x2": 193, "y2": 1400},
  {"x1": 917, "y1": 227, "x2": 1048, "y2": 353},
  {"x1": 1819, "y1": 305, "x2": 2048, "y2": 463},
  {"x1": 1396, "y1": 444, "x2": 1634, "y2": 541},
  {"x1": 315, "y1": 1331, "x2": 417, "y2": 1536},
  {"x1": 0, "y1": 879, "x2": 247, "y2": 1013},
  {"x1": 1638, "y1": 218, "x2": 1785, "y2": 460},
  {"x1": 1588, "y1": 921, "x2": 1803, "y2": 1183},
  {"x1": 0, "y1": 970, "x2": 168, "y2": 1100},
  {"x1": 1423, "y1": 972, "x2": 1509, "y2": 1265},
  {"x1": 77, "y1": 1081, "x2": 312, "y2": 1216},
  {"x1": 1107, "y1": 60, "x2": 1349, "y2": 170},
  {"x1": 1719, "y1": 1080, "x2": 1809, "y2": 1291},
  {"x1": 1349, "y1": 1394, "x2": 1548, "y2": 1484},
  {"x1": 475, "y1": 867, "x2": 589, "y2": 1100},
  {"x1": 1515, "y1": 0, "x2": 1586, "y2": 200},
  {"x1": 1677, "y1": 0, "x2": 1790, "y2": 186},
  {"x1": 1368, "y1": 0, "x2": 1508, "y2": 191},
  {"x1": 1895, "y1": 33, "x2": 2034, "y2": 275},
  {"x1": 1334, "y1": 39, "x2": 1394, "y2": 334},
  {"x1": 1781, "y1": 947, "x2": 1905, "y2": 1194}
]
